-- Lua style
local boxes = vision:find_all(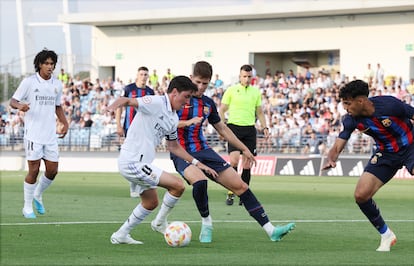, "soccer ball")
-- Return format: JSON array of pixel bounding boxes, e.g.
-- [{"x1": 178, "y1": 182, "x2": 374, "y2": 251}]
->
[{"x1": 164, "y1": 221, "x2": 192, "y2": 247}]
